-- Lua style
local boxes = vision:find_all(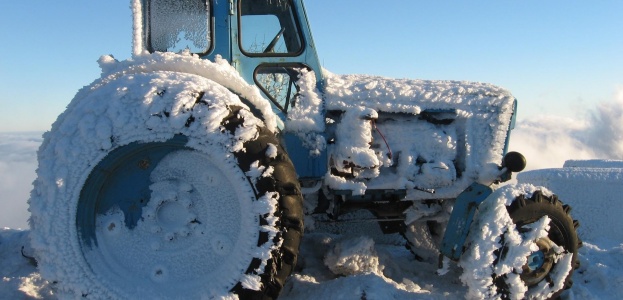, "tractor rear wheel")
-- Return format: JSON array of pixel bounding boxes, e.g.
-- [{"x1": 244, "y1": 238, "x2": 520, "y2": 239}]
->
[{"x1": 28, "y1": 72, "x2": 303, "y2": 299}]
